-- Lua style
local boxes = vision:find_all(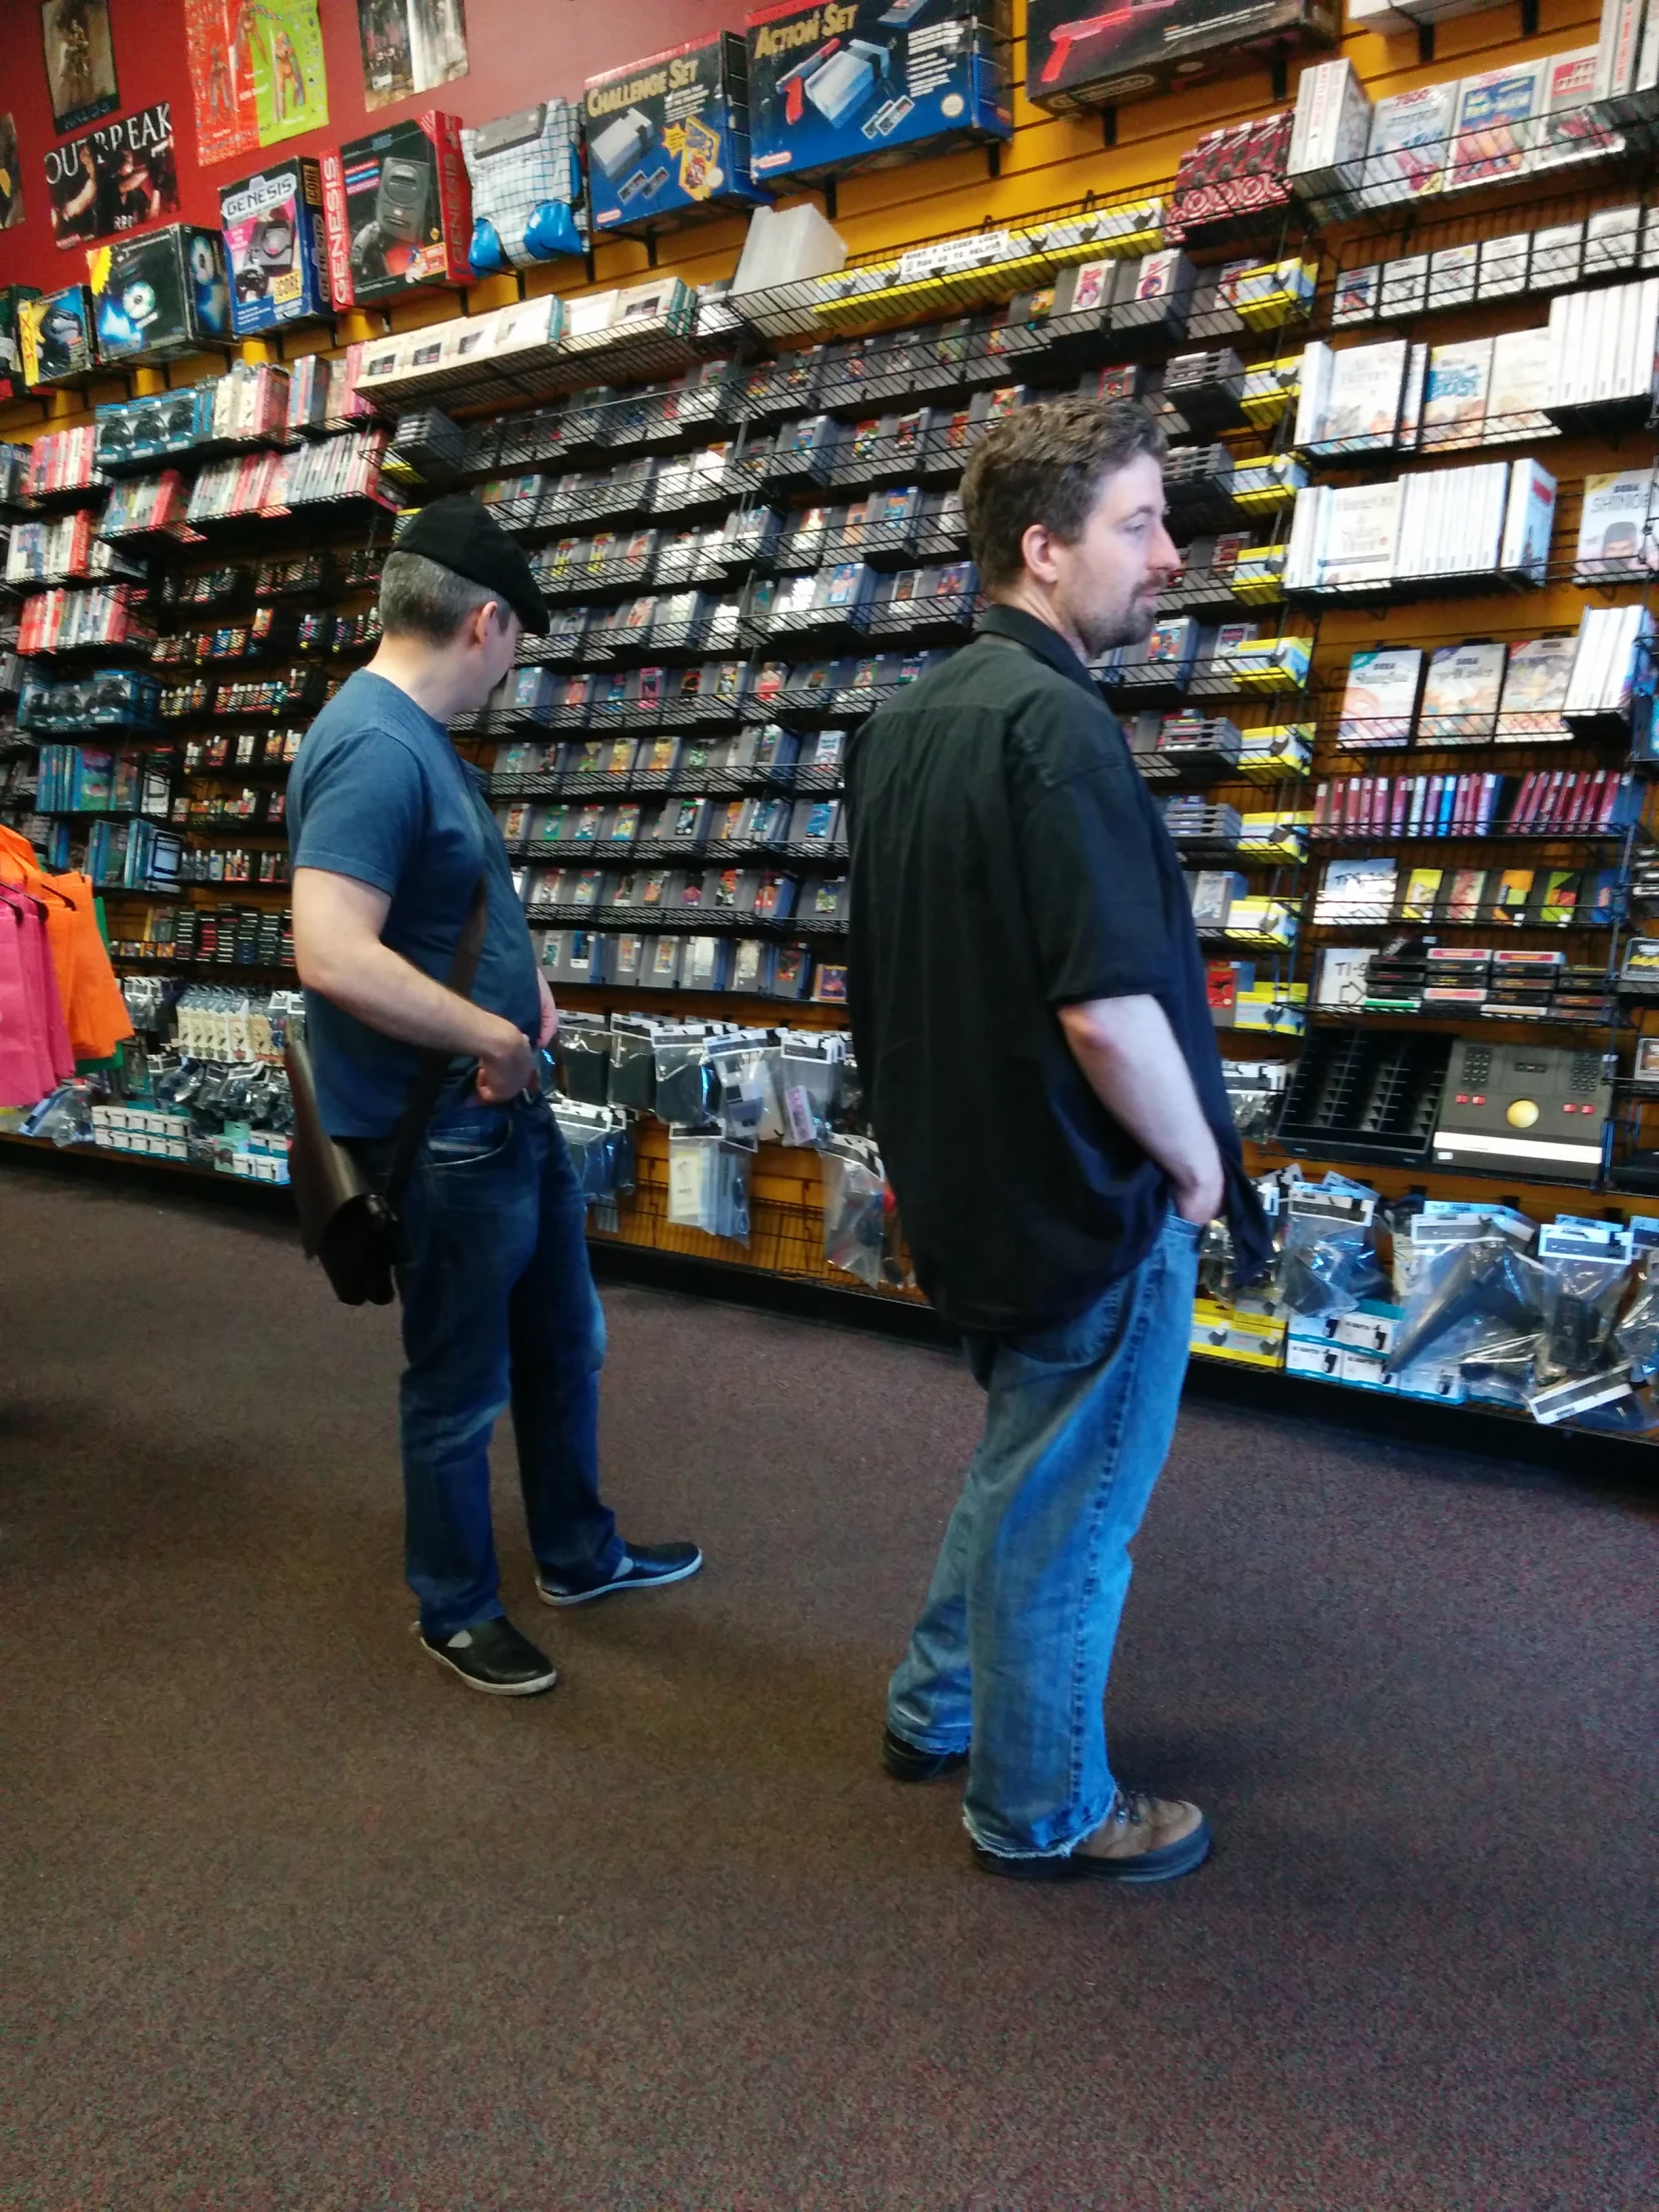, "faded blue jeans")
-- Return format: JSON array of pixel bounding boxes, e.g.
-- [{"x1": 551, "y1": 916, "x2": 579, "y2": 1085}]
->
[
  {"x1": 387, "y1": 1093, "x2": 622, "y2": 1638},
  {"x1": 888, "y1": 1211, "x2": 1202, "y2": 1859}
]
